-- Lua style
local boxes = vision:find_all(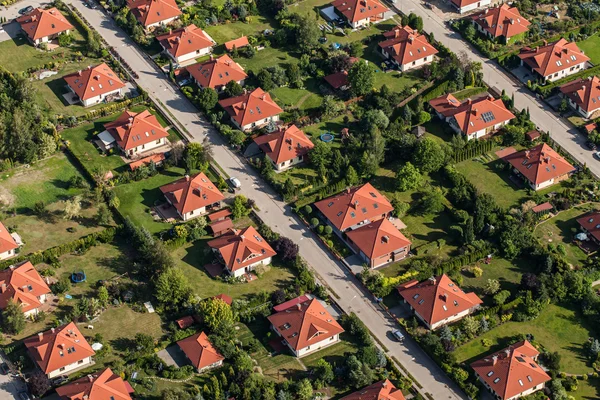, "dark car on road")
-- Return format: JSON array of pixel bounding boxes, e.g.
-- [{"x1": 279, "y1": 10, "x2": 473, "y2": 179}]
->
[
  {"x1": 0, "y1": 363, "x2": 8, "y2": 375},
  {"x1": 586, "y1": 141, "x2": 597, "y2": 150},
  {"x1": 18, "y1": 6, "x2": 33, "y2": 14}
]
